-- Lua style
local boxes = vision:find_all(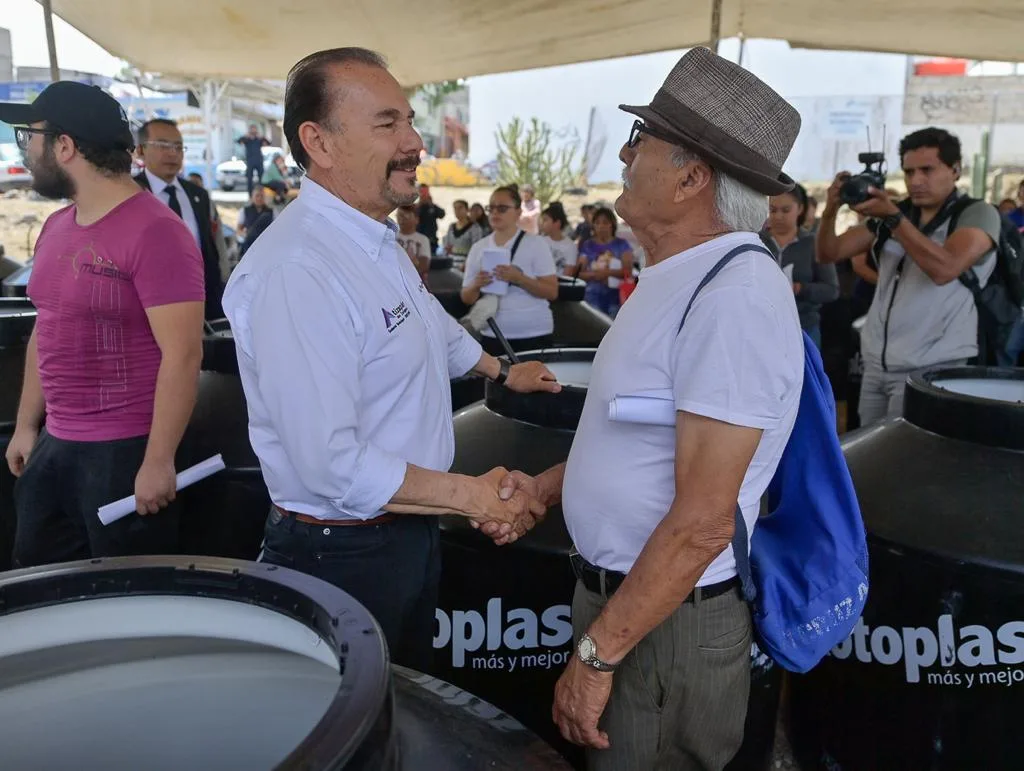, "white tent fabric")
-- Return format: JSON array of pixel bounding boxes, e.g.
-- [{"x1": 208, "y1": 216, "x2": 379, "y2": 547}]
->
[{"x1": 46, "y1": 0, "x2": 1022, "y2": 86}]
